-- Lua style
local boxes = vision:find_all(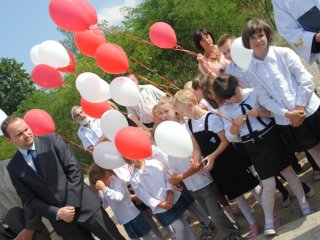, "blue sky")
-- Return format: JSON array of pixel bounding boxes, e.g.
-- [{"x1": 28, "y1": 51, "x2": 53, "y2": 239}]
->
[{"x1": 0, "y1": 0, "x2": 142, "y2": 73}]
